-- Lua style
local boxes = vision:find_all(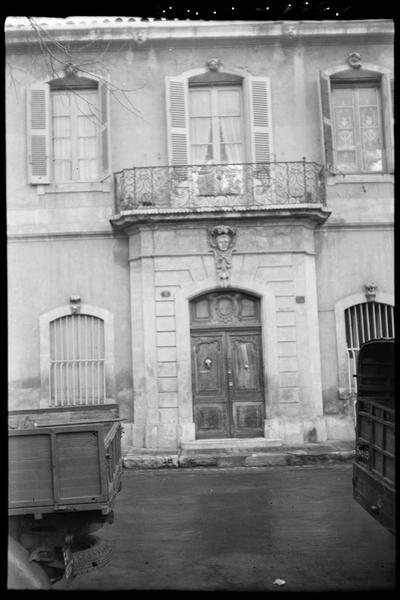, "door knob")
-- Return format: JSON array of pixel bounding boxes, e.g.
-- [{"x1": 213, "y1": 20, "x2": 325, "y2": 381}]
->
[{"x1": 244, "y1": 364, "x2": 249, "y2": 369}]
